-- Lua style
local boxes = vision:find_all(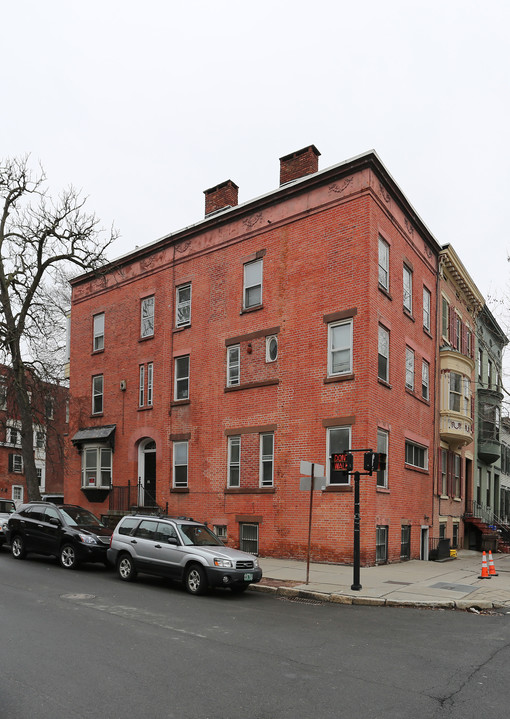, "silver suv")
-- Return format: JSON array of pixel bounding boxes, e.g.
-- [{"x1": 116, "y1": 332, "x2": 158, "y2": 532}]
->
[{"x1": 107, "y1": 515, "x2": 262, "y2": 595}]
